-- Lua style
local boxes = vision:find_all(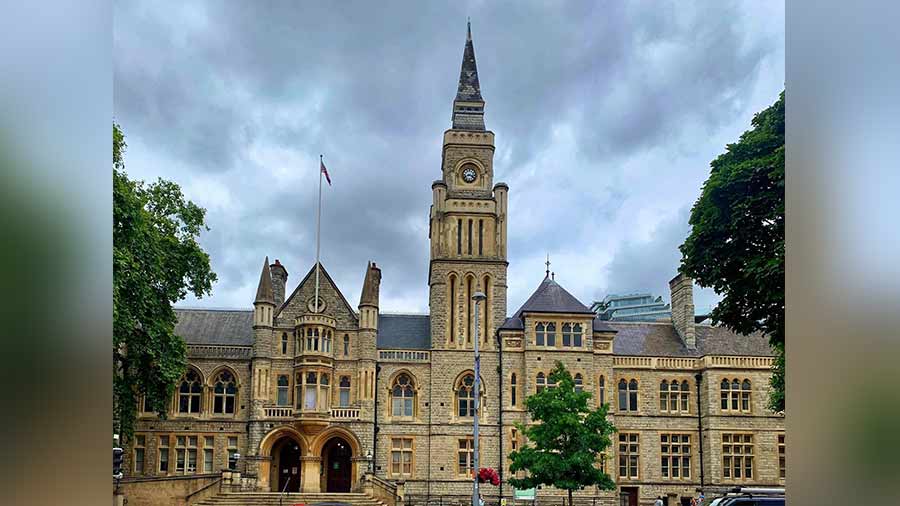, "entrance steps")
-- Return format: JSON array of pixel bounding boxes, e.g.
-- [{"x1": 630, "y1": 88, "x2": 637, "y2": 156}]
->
[{"x1": 194, "y1": 492, "x2": 388, "y2": 506}]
